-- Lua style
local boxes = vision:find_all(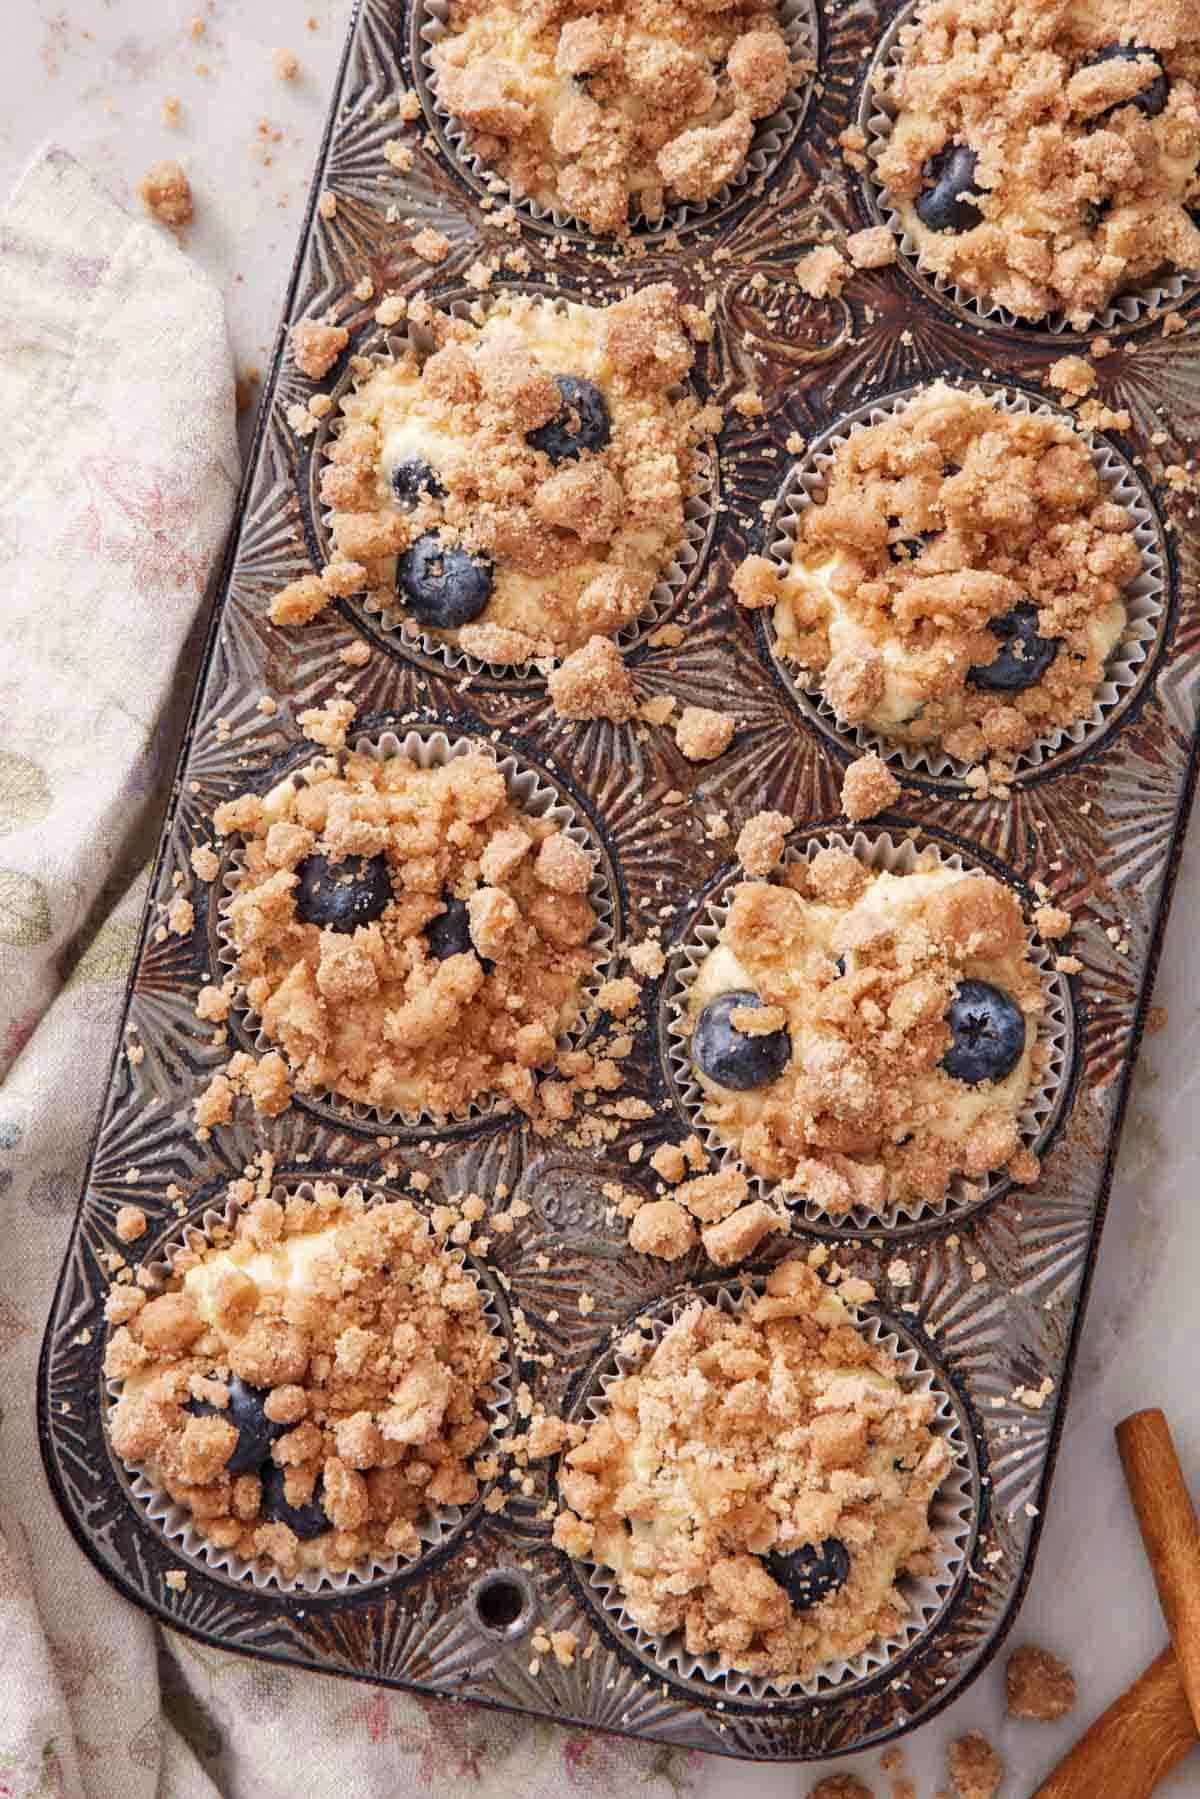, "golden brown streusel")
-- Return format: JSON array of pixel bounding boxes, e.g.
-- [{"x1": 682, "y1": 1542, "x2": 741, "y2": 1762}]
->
[
  {"x1": 307, "y1": 287, "x2": 705, "y2": 669},
  {"x1": 1006, "y1": 1642, "x2": 1077, "y2": 1720},
  {"x1": 105, "y1": 1183, "x2": 500, "y2": 1576},
  {"x1": 214, "y1": 747, "x2": 599, "y2": 1119},
  {"x1": 875, "y1": 0, "x2": 1200, "y2": 326},
  {"x1": 139, "y1": 160, "x2": 193, "y2": 228},
  {"x1": 555, "y1": 1259, "x2": 951, "y2": 1682},
  {"x1": 686, "y1": 849, "x2": 1046, "y2": 1211},
  {"x1": 763, "y1": 382, "x2": 1142, "y2": 762},
  {"x1": 430, "y1": 0, "x2": 803, "y2": 235},
  {"x1": 947, "y1": 1731, "x2": 1003, "y2": 1799}
]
